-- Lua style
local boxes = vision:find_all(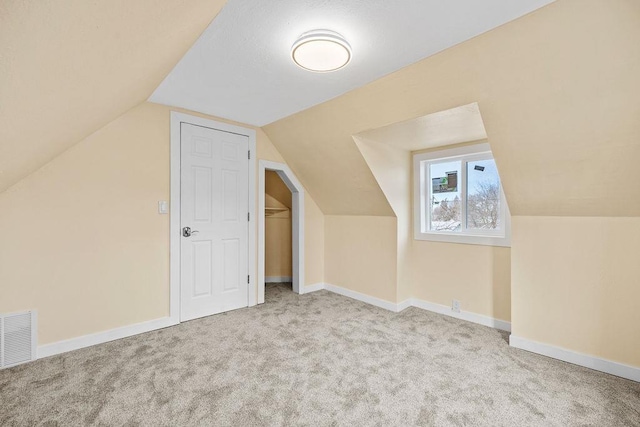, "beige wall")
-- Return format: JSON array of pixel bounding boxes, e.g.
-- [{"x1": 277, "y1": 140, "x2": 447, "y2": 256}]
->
[
  {"x1": 3, "y1": 0, "x2": 636, "y2": 371},
  {"x1": 412, "y1": 242, "x2": 511, "y2": 321},
  {"x1": 354, "y1": 136, "x2": 511, "y2": 317},
  {"x1": 0, "y1": 102, "x2": 325, "y2": 345},
  {"x1": 263, "y1": 0, "x2": 639, "y2": 367},
  {"x1": 353, "y1": 136, "x2": 412, "y2": 303},
  {"x1": 264, "y1": 0, "x2": 640, "y2": 218},
  {"x1": 409, "y1": 141, "x2": 511, "y2": 320},
  {"x1": 324, "y1": 216, "x2": 398, "y2": 303},
  {"x1": 264, "y1": 214, "x2": 292, "y2": 278},
  {"x1": 512, "y1": 217, "x2": 640, "y2": 367},
  {"x1": 0, "y1": 0, "x2": 227, "y2": 193},
  {"x1": 265, "y1": 172, "x2": 292, "y2": 278},
  {"x1": 265, "y1": 171, "x2": 292, "y2": 208},
  {"x1": 0, "y1": 103, "x2": 172, "y2": 344},
  {"x1": 304, "y1": 195, "x2": 325, "y2": 287}
]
